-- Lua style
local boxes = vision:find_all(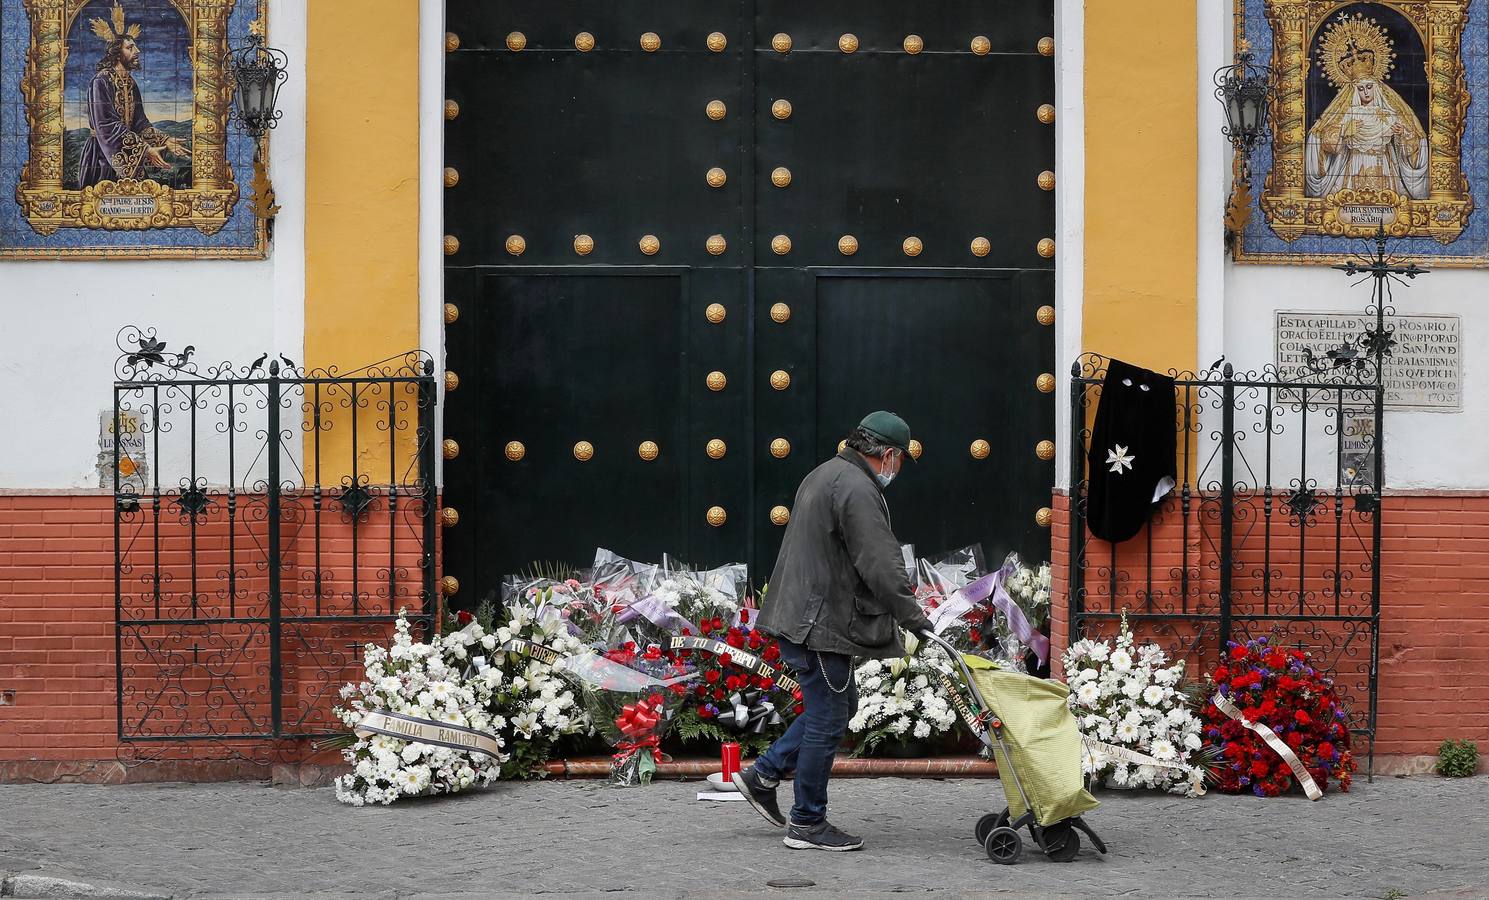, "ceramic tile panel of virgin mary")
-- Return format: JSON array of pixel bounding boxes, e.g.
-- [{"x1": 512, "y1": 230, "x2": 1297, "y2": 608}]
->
[{"x1": 1234, "y1": 0, "x2": 1485, "y2": 266}]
